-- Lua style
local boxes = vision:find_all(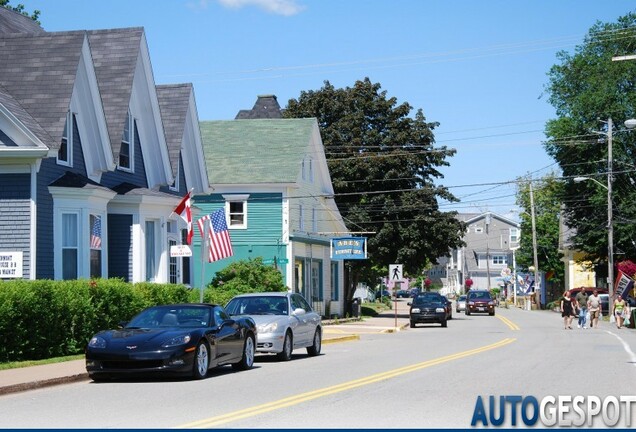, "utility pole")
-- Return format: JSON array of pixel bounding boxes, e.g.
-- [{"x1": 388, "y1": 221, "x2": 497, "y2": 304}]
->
[
  {"x1": 607, "y1": 118, "x2": 614, "y2": 301},
  {"x1": 529, "y1": 181, "x2": 540, "y2": 308},
  {"x1": 485, "y1": 214, "x2": 491, "y2": 290}
]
